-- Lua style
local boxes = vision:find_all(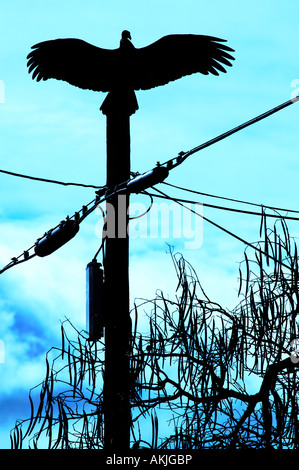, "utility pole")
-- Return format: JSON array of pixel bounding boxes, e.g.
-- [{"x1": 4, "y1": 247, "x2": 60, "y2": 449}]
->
[
  {"x1": 100, "y1": 91, "x2": 138, "y2": 450},
  {"x1": 25, "y1": 32, "x2": 234, "y2": 449}
]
